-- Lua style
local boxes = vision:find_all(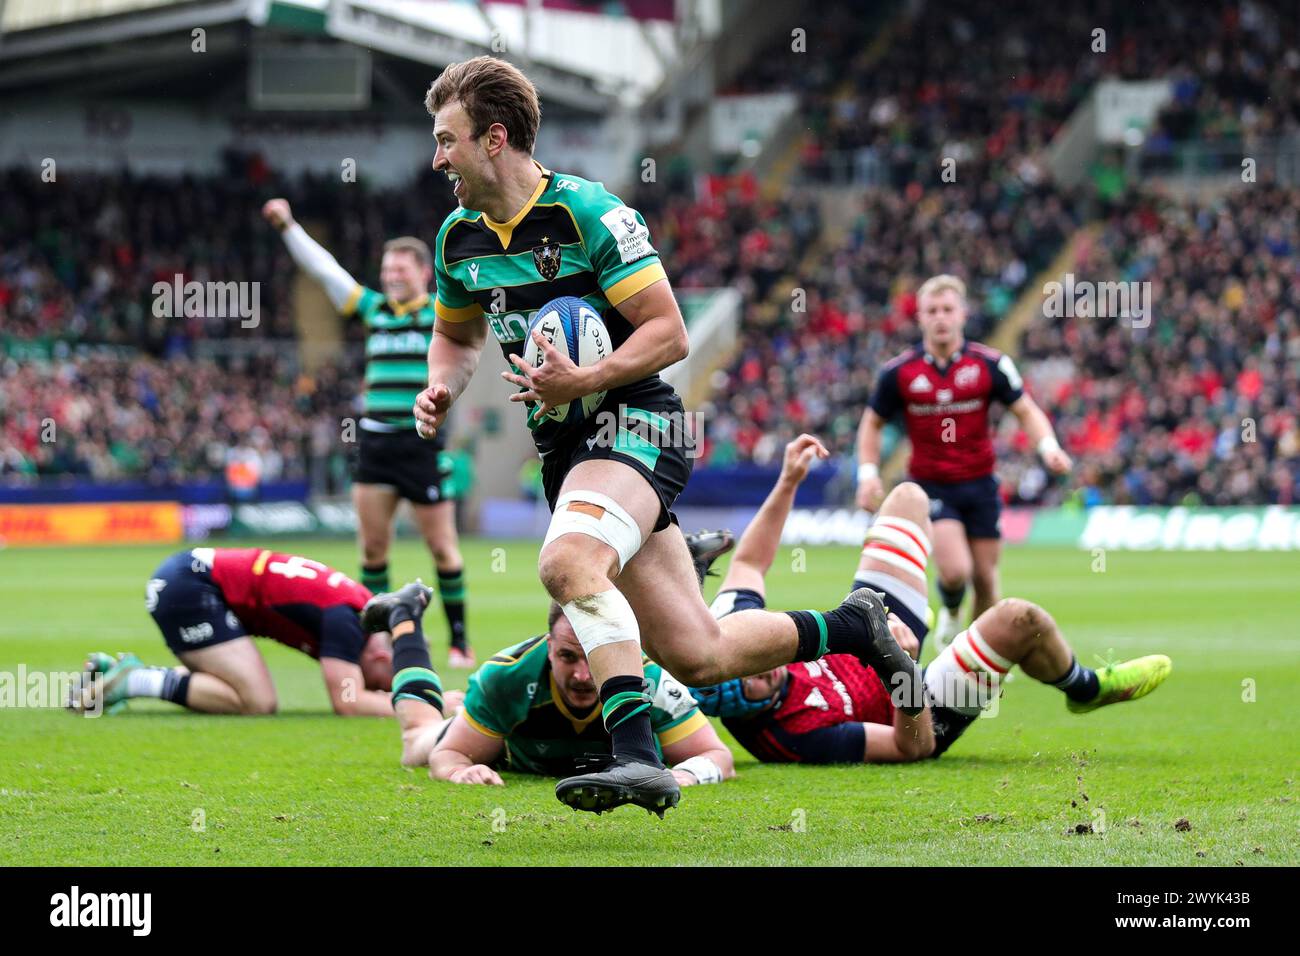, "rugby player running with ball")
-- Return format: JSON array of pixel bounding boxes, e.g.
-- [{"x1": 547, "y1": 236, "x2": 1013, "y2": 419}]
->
[{"x1": 408, "y1": 56, "x2": 922, "y2": 817}]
